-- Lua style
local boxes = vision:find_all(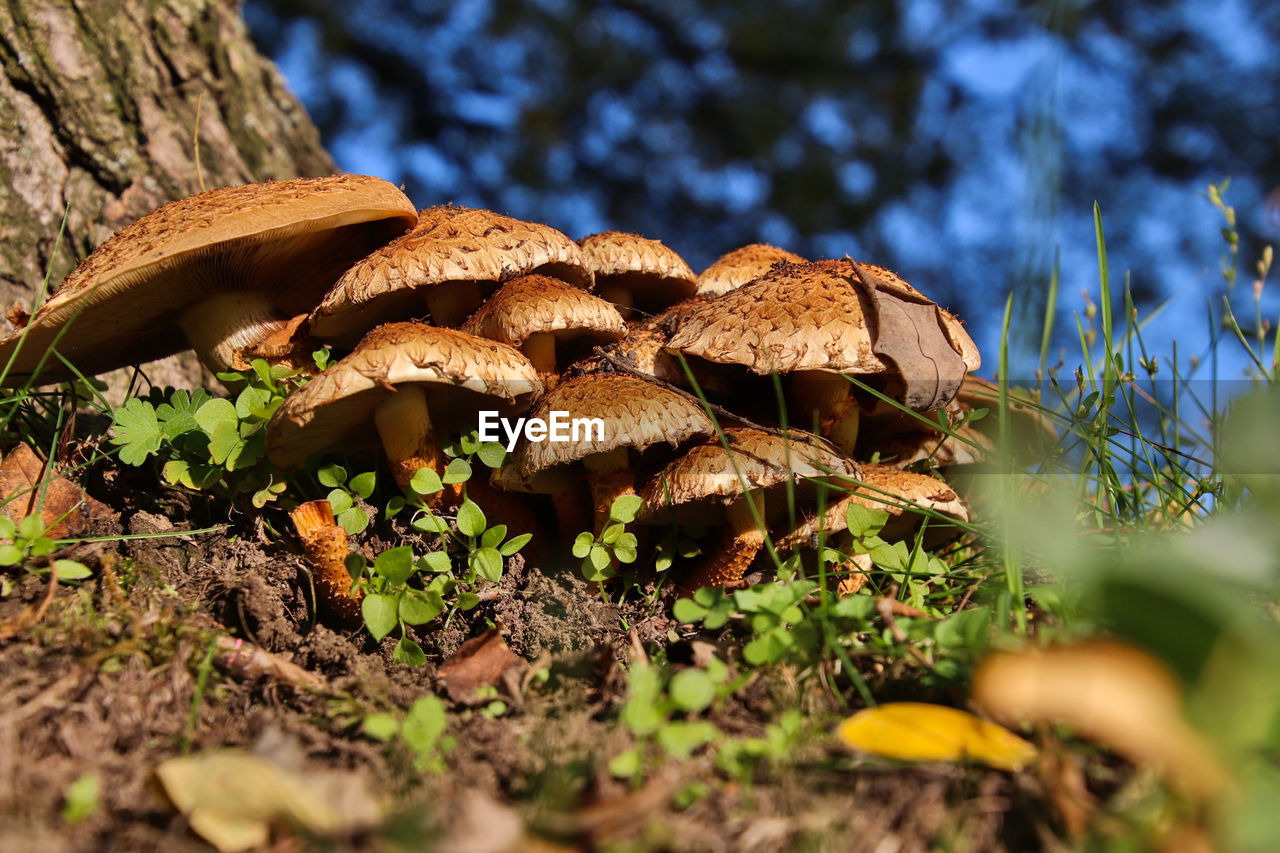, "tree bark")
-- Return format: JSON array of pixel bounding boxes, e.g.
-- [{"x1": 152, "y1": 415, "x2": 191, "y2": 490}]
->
[{"x1": 0, "y1": 0, "x2": 334, "y2": 381}]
